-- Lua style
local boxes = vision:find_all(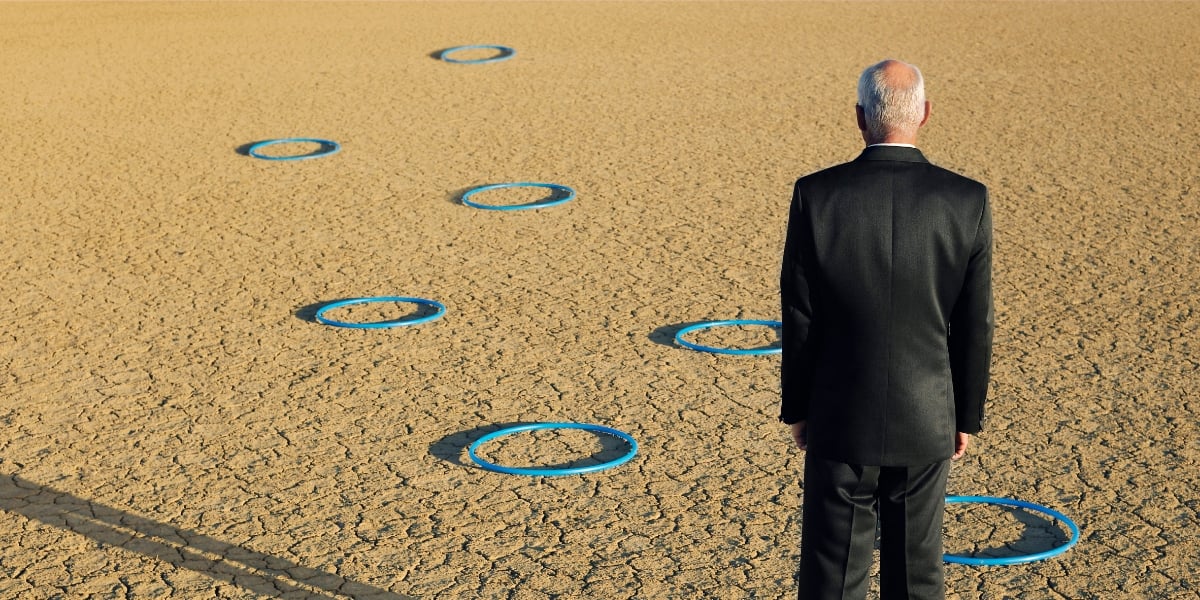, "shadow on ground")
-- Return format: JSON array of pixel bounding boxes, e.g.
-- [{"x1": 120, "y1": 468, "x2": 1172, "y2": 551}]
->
[
  {"x1": 648, "y1": 321, "x2": 708, "y2": 349},
  {"x1": 429, "y1": 46, "x2": 516, "y2": 62},
  {"x1": 295, "y1": 298, "x2": 443, "y2": 325},
  {"x1": 943, "y1": 502, "x2": 1072, "y2": 561},
  {"x1": 651, "y1": 320, "x2": 782, "y2": 353},
  {"x1": 432, "y1": 423, "x2": 634, "y2": 473},
  {"x1": 0, "y1": 473, "x2": 415, "y2": 599}
]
